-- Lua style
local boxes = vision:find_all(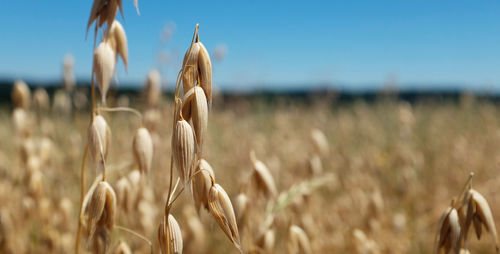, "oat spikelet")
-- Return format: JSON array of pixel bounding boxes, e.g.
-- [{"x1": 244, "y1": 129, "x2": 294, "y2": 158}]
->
[
  {"x1": 182, "y1": 42, "x2": 200, "y2": 94},
  {"x1": 158, "y1": 214, "x2": 183, "y2": 254},
  {"x1": 86, "y1": 0, "x2": 123, "y2": 38},
  {"x1": 172, "y1": 119, "x2": 195, "y2": 186},
  {"x1": 12, "y1": 80, "x2": 30, "y2": 109},
  {"x1": 192, "y1": 86, "x2": 208, "y2": 152},
  {"x1": 93, "y1": 41, "x2": 116, "y2": 104},
  {"x1": 88, "y1": 115, "x2": 111, "y2": 174},
  {"x1": 256, "y1": 228, "x2": 275, "y2": 253},
  {"x1": 115, "y1": 177, "x2": 132, "y2": 213},
  {"x1": 84, "y1": 181, "x2": 116, "y2": 244},
  {"x1": 13, "y1": 108, "x2": 31, "y2": 137},
  {"x1": 436, "y1": 207, "x2": 460, "y2": 254},
  {"x1": 288, "y1": 225, "x2": 312, "y2": 254},
  {"x1": 208, "y1": 183, "x2": 243, "y2": 253},
  {"x1": 107, "y1": 20, "x2": 128, "y2": 70},
  {"x1": 197, "y1": 41, "x2": 212, "y2": 104},
  {"x1": 193, "y1": 159, "x2": 215, "y2": 212},
  {"x1": 250, "y1": 152, "x2": 277, "y2": 198},
  {"x1": 181, "y1": 86, "x2": 196, "y2": 121},
  {"x1": 234, "y1": 192, "x2": 249, "y2": 226},
  {"x1": 133, "y1": 127, "x2": 153, "y2": 174},
  {"x1": 462, "y1": 189, "x2": 499, "y2": 252}
]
